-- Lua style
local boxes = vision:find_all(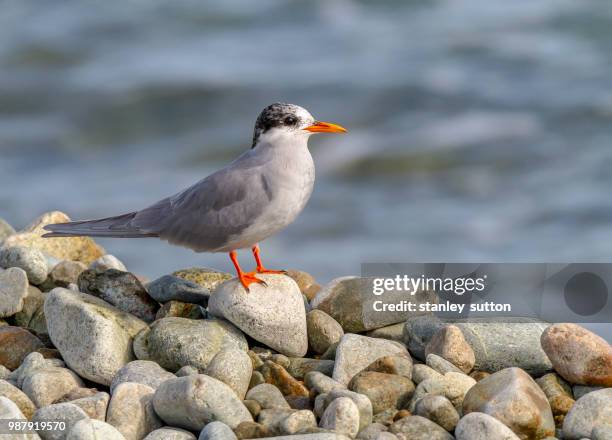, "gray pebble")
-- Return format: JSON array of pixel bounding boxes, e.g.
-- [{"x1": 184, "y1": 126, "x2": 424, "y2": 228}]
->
[{"x1": 0, "y1": 246, "x2": 48, "y2": 285}]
